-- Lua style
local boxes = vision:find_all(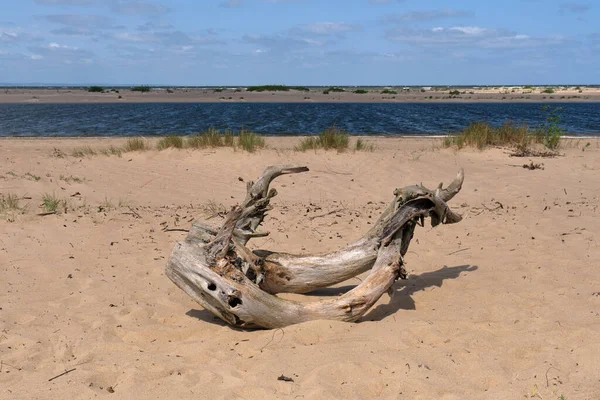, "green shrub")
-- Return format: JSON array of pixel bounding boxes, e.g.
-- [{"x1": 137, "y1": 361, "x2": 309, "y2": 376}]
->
[
  {"x1": 88, "y1": 86, "x2": 104, "y2": 93},
  {"x1": 381, "y1": 89, "x2": 397, "y2": 95},
  {"x1": 326, "y1": 87, "x2": 346, "y2": 92},
  {"x1": 123, "y1": 137, "x2": 149, "y2": 152},
  {"x1": 449, "y1": 90, "x2": 461, "y2": 96},
  {"x1": 131, "y1": 85, "x2": 151, "y2": 93},
  {"x1": 156, "y1": 135, "x2": 184, "y2": 150},
  {"x1": 353, "y1": 89, "x2": 368, "y2": 94},
  {"x1": 535, "y1": 105, "x2": 564, "y2": 150},
  {"x1": 541, "y1": 88, "x2": 555, "y2": 94},
  {"x1": 246, "y1": 85, "x2": 309, "y2": 92}
]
